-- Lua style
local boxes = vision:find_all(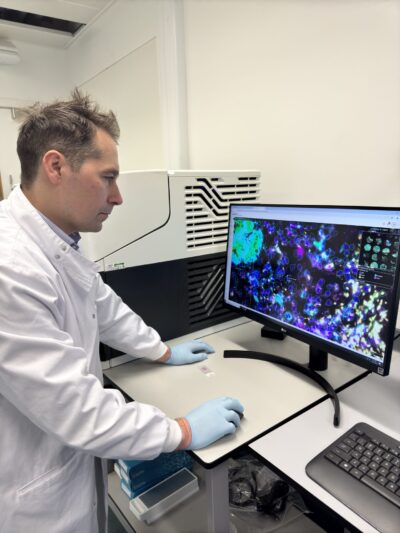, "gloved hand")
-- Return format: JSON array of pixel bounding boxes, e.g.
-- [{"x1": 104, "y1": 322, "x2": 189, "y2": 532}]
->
[
  {"x1": 184, "y1": 397, "x2": 244, "y2": 449},
  {"x1": 166, "y1": 340, "x2": 215, "y2": 365}
]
